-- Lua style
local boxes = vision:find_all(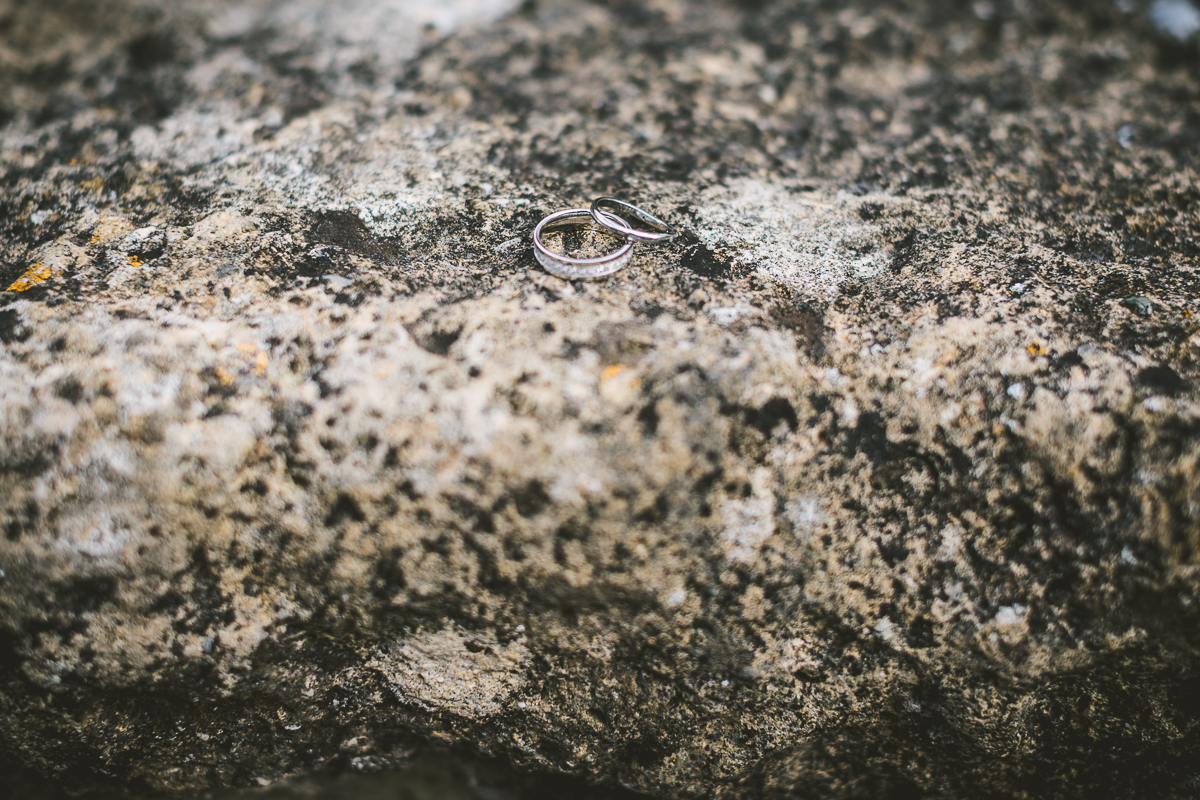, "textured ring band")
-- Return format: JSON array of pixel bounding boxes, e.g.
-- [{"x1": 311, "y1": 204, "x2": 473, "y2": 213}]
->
[
  {"x1": 590, "y1": 197, "x2": 678, "y2": 243},
  {"x1": 532, "y1": 208, "x2": 635, "y2": 280}
]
